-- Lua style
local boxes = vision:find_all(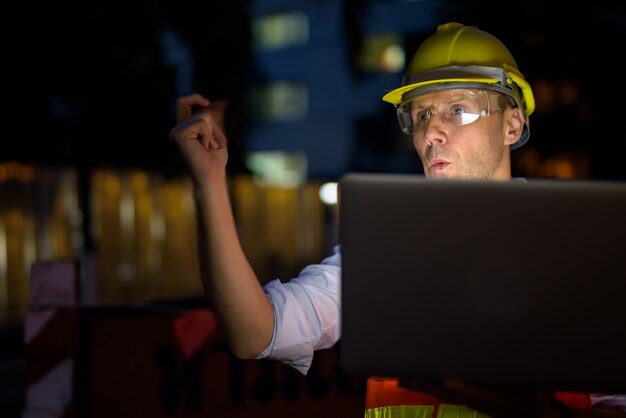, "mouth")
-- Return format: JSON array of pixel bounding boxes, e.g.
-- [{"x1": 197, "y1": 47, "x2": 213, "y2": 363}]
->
[{"x1": 429, "y1": 159, "x2": 450, "y2": 172}]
